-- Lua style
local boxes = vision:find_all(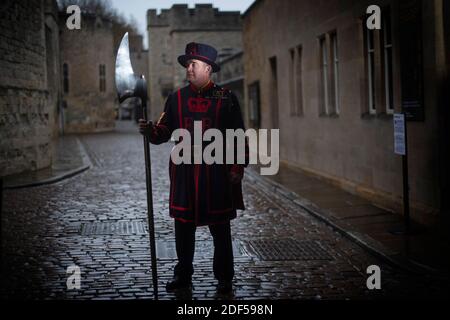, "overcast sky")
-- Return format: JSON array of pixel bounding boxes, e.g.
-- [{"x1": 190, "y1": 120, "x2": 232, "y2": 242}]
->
[{"x1": 109, "y1": 0, "x2": 255, "y2": 49}]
